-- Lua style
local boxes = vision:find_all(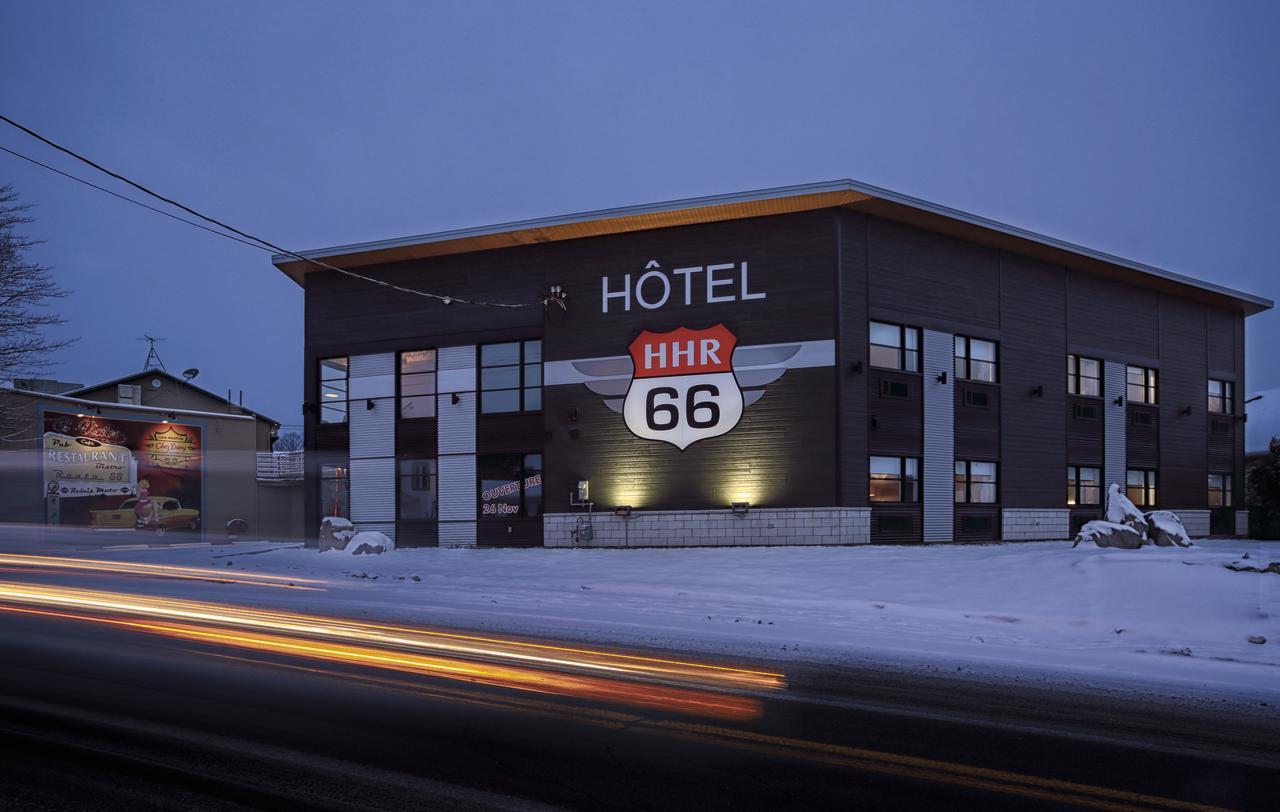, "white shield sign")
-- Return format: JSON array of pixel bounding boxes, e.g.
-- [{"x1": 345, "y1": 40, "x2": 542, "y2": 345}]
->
[{"x1": 622, "y1": 325, "x2": 744, "y2": 450}]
